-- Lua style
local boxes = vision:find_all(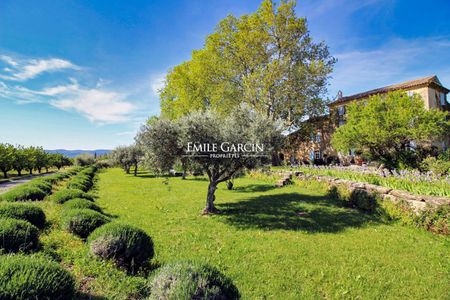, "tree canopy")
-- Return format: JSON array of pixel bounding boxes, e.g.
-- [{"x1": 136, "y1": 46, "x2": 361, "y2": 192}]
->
[
  {"x1": 331, "y1": 91, "x2": 449, "y2": 169},
  {"x1": 160, "y1": 0, "x2": 335, "y2": 127}
]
